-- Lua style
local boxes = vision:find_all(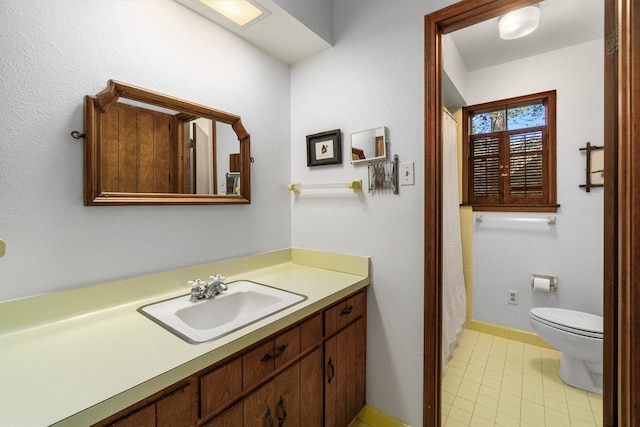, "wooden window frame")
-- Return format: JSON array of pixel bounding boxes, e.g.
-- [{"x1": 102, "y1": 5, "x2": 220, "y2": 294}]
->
[{"x1": 462, "y1": 90, "x2": 558, "y2": 212}]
